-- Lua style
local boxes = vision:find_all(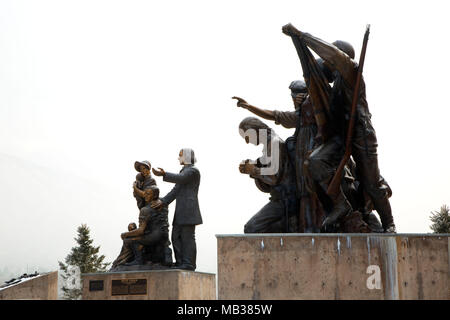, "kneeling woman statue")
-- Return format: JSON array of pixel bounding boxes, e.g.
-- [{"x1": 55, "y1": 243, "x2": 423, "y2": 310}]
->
[{"x1": 110, "y1": 184, "x2": 173, "y2": 271}]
